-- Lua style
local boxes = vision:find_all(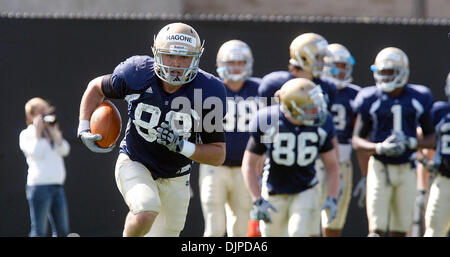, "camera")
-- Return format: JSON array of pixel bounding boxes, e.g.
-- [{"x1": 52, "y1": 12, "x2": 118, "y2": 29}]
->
[{"x1": 43, "y1": 114, "x2": 58, "y2": 125}]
